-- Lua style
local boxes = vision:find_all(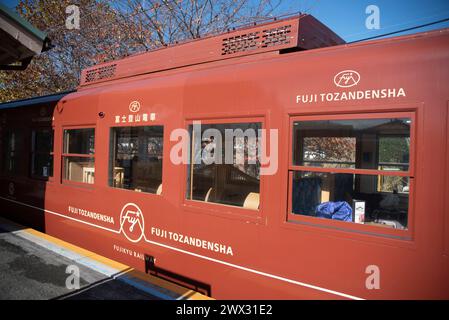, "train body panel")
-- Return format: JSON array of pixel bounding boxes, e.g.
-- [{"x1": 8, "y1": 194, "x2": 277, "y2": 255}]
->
[{"x1": 1, "y1": 18, "x2": 449, "y2": 299}]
